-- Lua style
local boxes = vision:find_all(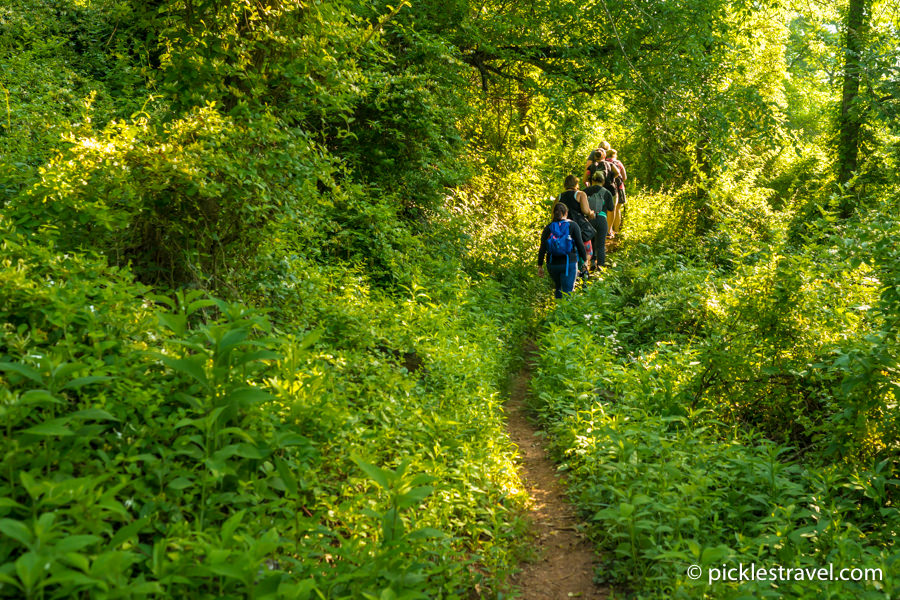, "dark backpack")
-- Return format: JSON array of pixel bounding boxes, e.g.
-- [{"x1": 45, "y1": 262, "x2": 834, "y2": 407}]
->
[
  {"x1": 587, "y1": 190, "x2": 604, "y2": 215},
  {"x1": 602, "y1": 165, "x2": 618, "y2": 196},
  {"x1": 548, "y1": 221, "x2": 574, "y2": 257},
  {"x1": 558, "y1": 193, "x2": 596, "y2": 243},
  {"x1": 588, "y1": 160, "x2": 609, "y2": 182},
  {"x1": 602, "y1": 163, "x2": 617, "y2": 186}
]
